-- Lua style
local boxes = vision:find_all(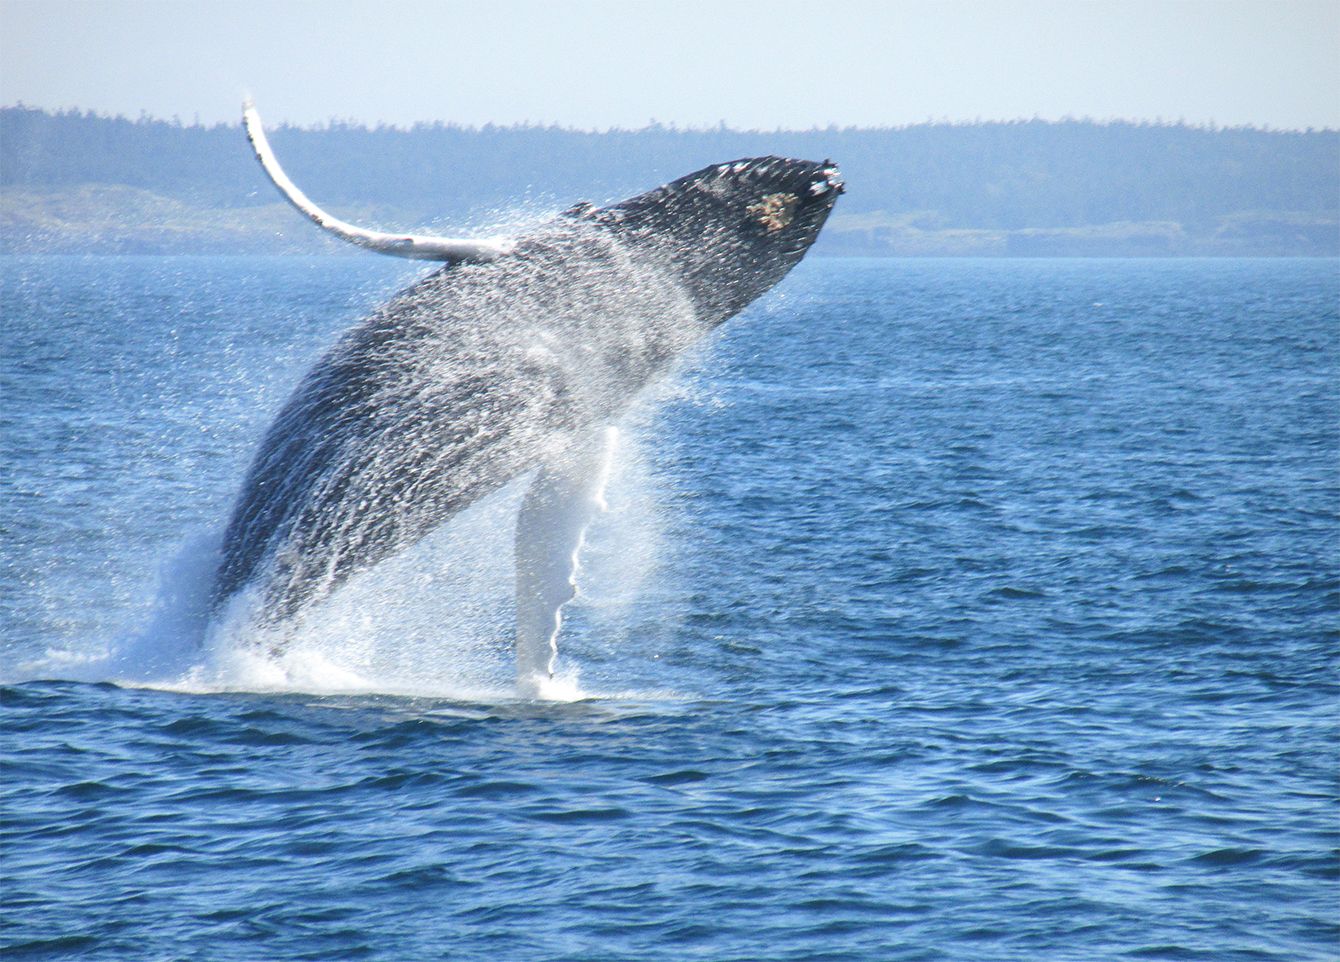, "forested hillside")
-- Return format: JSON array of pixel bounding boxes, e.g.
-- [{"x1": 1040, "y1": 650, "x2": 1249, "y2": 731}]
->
[{"x1": 3, "y1": 106, "x2": 1336, "y2": 255}]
